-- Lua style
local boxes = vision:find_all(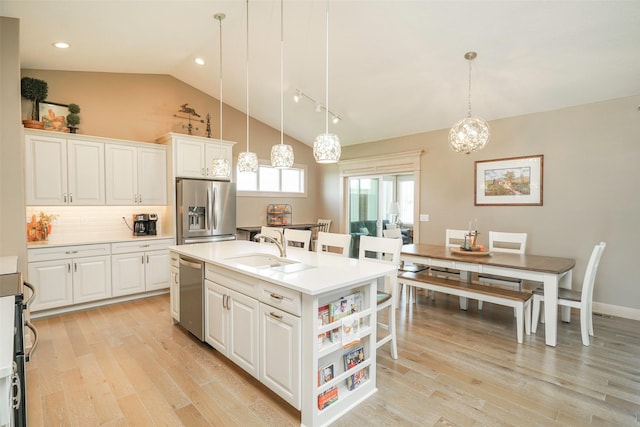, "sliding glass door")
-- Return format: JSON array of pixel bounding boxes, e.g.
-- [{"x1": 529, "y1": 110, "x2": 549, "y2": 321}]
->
[{"x1": 347, "y1": 174, "x2": 415, "y2": 257}]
